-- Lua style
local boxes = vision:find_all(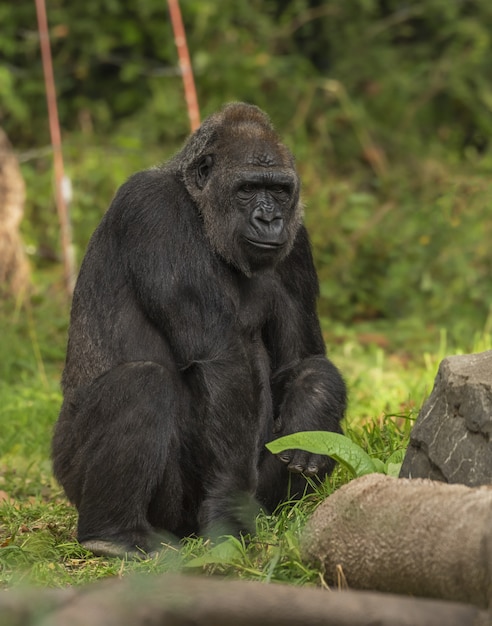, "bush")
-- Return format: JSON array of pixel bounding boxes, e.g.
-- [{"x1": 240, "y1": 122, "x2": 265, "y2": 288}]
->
[{"x1": 2, "y1": 0, "x2": 492, "y2": 331}]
